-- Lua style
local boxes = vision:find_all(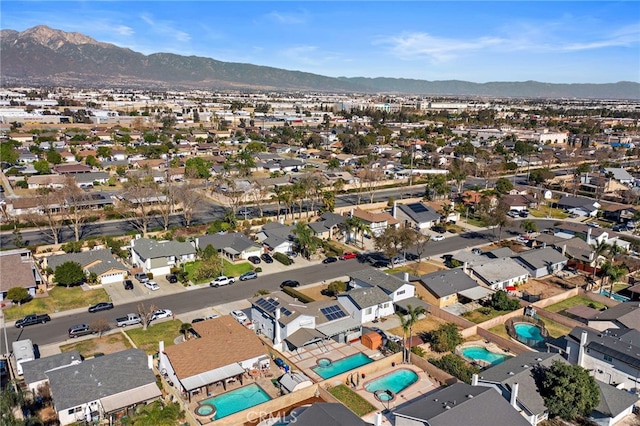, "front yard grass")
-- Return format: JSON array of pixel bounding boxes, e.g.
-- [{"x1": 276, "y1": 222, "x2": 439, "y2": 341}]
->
[
  {"x1": 328, "y1": 385, "x2": 376, "y2": 416},
  {"x1": 60, "y1": 333, "x2": 132, "y2": 358},
  {"x1": 461, "y1": 308, "x2": 513, "y2": 324},
  {"x1": 545, "y1": 295, "x2": 607, "y2": 313},
  {"x1": 529, "y1": 207, "x2": 568, "y2": 219},
  {"x1": 183, "y1": 259, "x2": 254, "y2": 284},
  {"x1": 126, "y1": 319, "x2": 183, "y2": 354},
  {"x1": 4, "y1": 286, "x2": 110, "y2": 321}
]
